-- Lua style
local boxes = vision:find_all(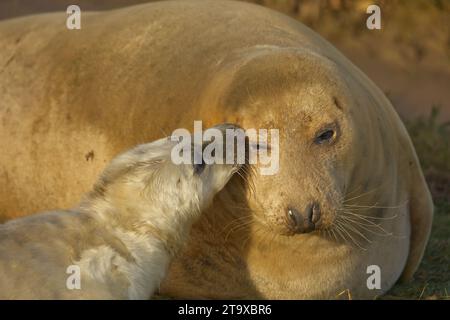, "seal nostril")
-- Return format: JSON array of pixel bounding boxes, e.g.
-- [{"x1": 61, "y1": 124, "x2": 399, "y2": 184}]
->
[
  {"x1": 307, "y1": 204, "x2": 314, "y2": 222},
  {"x1": 287, "y1": 208, "x2": 297, "y2": 225},
  {"x1": 286, "y1": 206, "x2": 319, "y2": 234},
  {"x1": 311, "y1": 202, "x2": 321, "y2": 224}
]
